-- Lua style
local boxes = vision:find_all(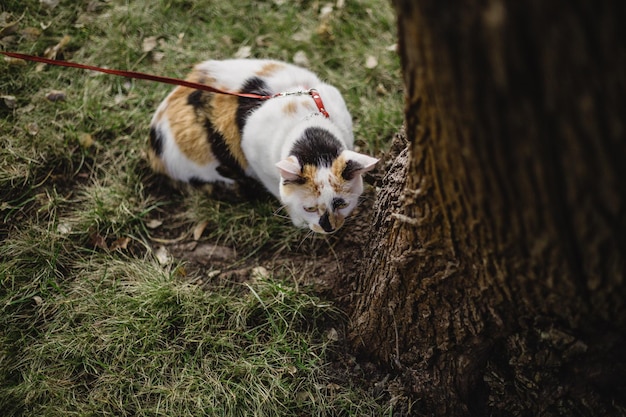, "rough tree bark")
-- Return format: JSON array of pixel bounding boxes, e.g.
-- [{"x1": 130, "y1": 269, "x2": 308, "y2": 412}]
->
[{"x1": 348, "y1": 0, "x2": 625, "y2": 415}]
